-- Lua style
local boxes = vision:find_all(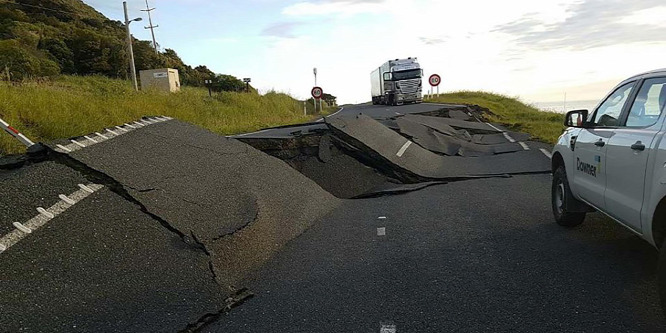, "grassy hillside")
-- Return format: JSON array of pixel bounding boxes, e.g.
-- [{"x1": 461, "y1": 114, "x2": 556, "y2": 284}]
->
[
  {"x1": 0, "y1": 75, "x2": 324, "y2": 155},
  {"x1": 428, "y1": 91, "x2": 565, "y2": 144}
]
